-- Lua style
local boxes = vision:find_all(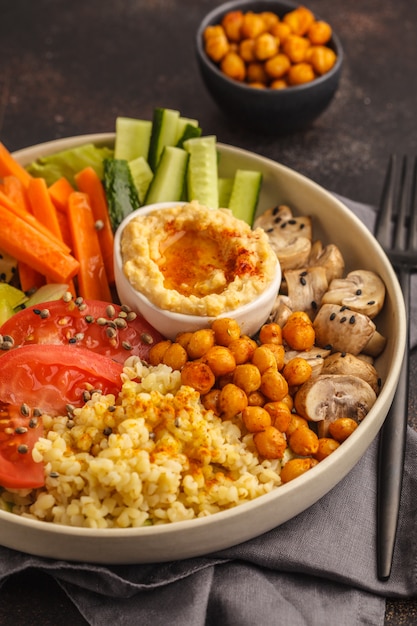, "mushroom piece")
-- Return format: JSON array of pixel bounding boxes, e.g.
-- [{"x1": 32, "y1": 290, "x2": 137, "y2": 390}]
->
[
  {"x1": 307, "y1": 240, "x2": 345, "y2": 283},
  {"x1": 284, "y1": 346, "x2": 332, "y2": 377},
  {"x1": 254, "y1": 205, "x2": 312, "y2": 271},
  {"x1": 270, "y1": 294, "x2": 293, "y2": 327},
  {"x1": 294, "y1": 374, "x2": 377, "y2": 437},
  {"x1": 313, "y1": 303, "x2": 383, "y2": 356},
  {"x1": 284, "y1": 266, "x2": 328, "y2": 319},
  {"x1": 321, "y1": 352, "x2": 381, "y2": 394},
  {"x1": 321, "y1": 269, "x2": 386, "y2": 319}
]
